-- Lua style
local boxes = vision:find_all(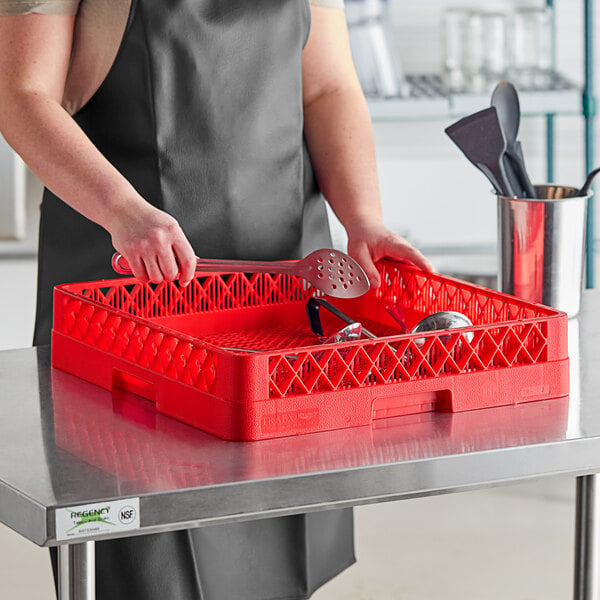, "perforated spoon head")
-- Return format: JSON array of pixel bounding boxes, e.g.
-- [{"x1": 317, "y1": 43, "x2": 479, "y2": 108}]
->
[{"x1": 299, "y1": 249, "x2": 370, "y2": 298}]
